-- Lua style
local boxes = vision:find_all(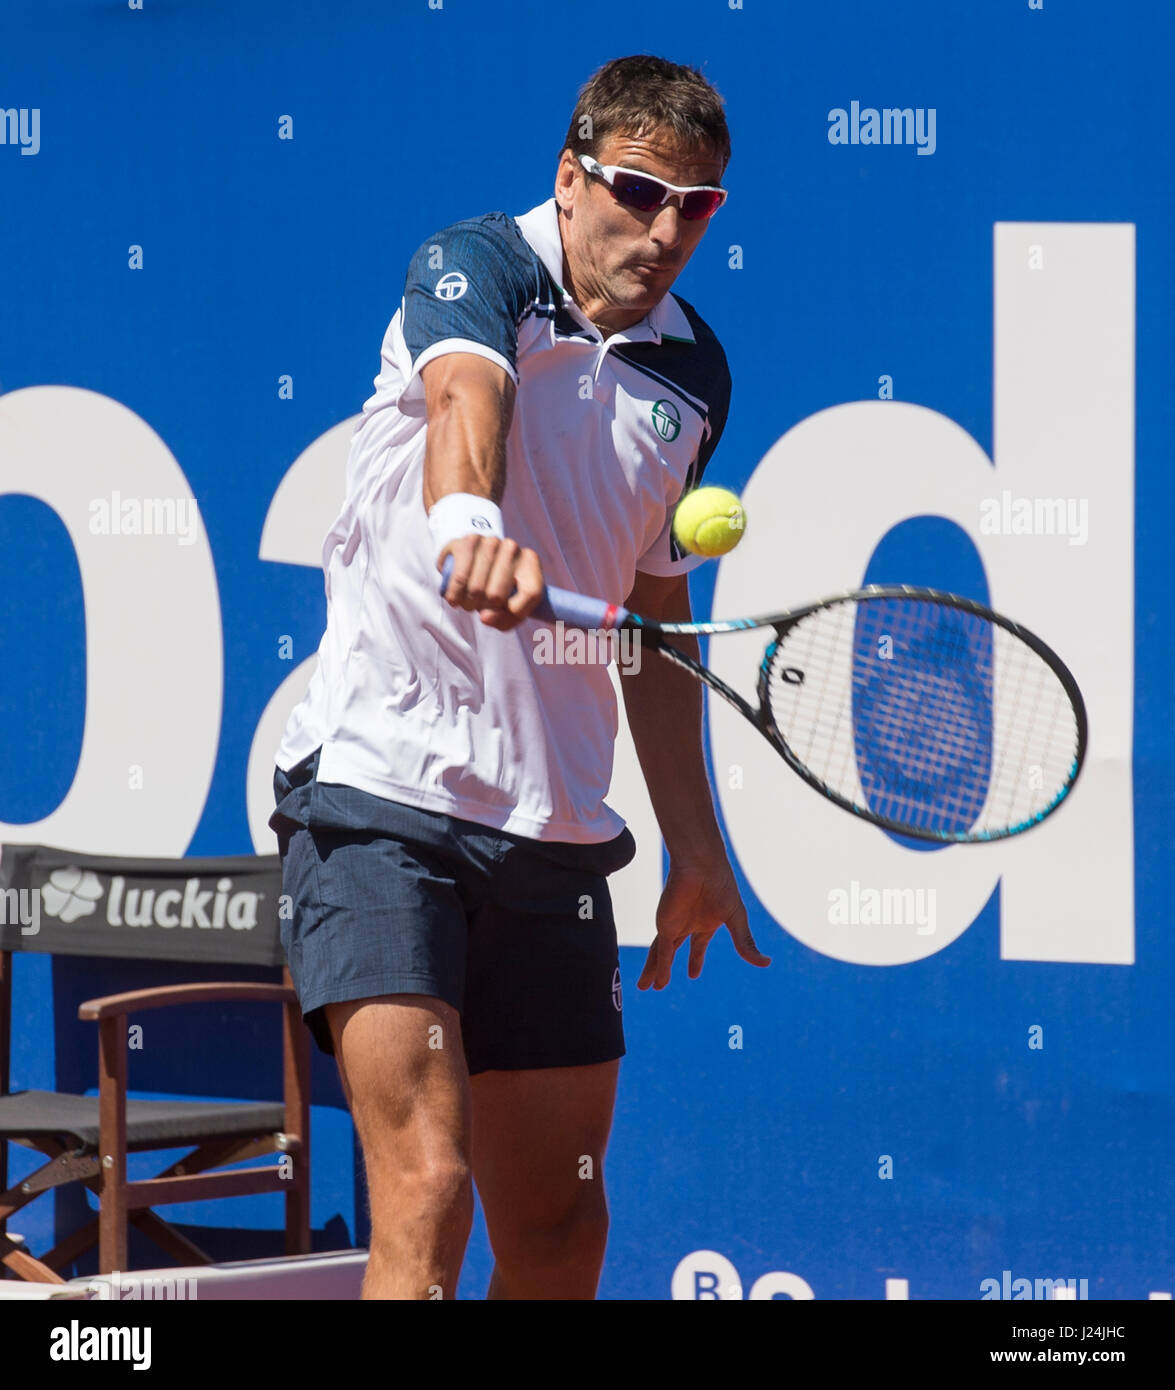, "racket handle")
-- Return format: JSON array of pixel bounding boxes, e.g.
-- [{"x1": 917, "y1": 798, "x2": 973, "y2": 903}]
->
[{"x1": 439, "y1": 554, "x2": 631, "y2": 630}]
